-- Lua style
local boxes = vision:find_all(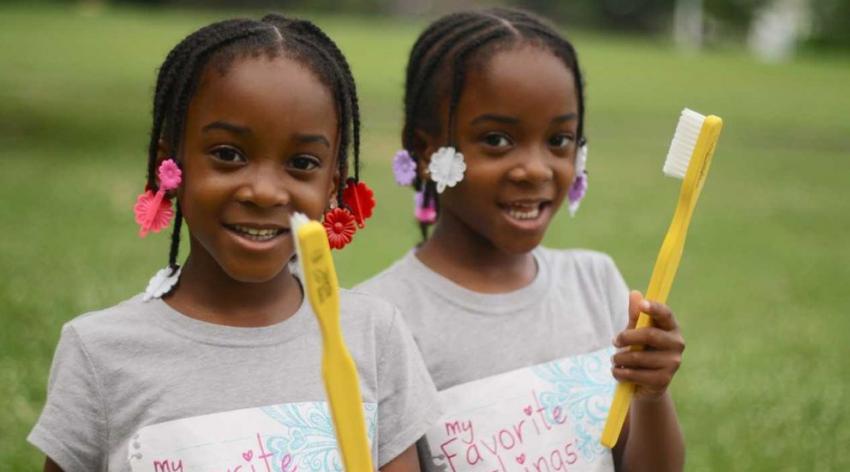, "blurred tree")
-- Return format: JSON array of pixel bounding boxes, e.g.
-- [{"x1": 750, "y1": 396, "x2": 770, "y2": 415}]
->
[
  {"x1": 674, "y1": 0, "x2": 704, "y2": 50},
  {"x1": 808, "y1": 0, "x2": 850, "y2": 47},
  {"x1": 747, "y1": 0, "x2": 809, "y2": 61},
  {"x1": 519, "y1": 0, "x2": 676, "y2": 32},
  {"x1": 705, "y1": 0, "x2": 771, "y2": 28},
  {"x1": 101, "y1": 0, "x2": 850, "y2": 49}
]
